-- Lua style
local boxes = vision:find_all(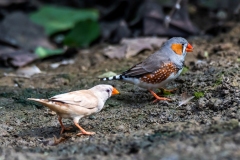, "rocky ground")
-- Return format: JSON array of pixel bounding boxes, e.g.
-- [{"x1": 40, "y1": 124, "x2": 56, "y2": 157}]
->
[{"x1": 1, "y1": 23, "x2": 240, "y2": 160}]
